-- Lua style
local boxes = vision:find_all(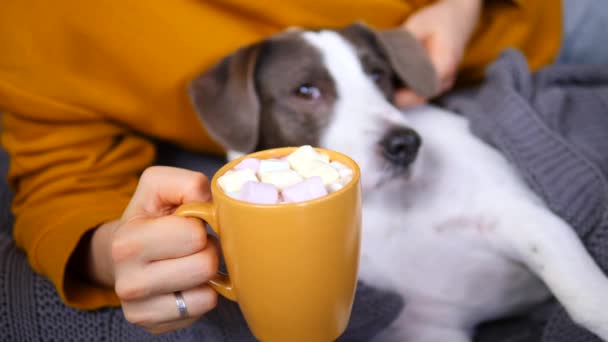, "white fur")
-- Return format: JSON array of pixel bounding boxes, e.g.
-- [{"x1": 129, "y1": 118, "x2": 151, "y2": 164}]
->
[{"x1": 303, "y1": 31, "x2": 608, "y2": 341}]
